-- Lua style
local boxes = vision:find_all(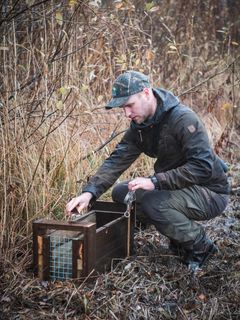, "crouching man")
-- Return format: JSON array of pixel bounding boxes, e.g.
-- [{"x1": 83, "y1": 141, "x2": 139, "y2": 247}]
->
[{"x1": 66, "y1": 71, "x2": 229, "y2": 272}]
